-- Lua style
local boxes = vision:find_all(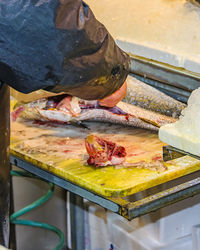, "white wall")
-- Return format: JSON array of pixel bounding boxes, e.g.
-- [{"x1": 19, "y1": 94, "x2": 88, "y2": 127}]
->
[{"x1": 86, "y1": 0, "x2": 200, "y2": 74}]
